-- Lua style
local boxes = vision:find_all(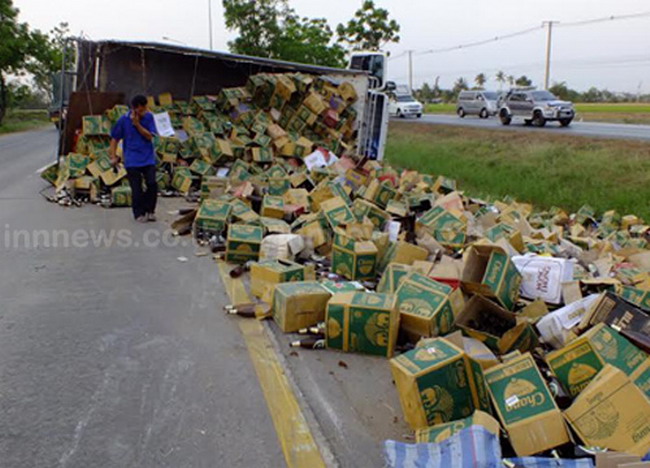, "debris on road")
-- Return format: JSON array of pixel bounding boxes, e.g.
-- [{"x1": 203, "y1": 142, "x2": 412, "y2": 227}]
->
[{"x1": 40, "y1": 70, "x2": 650, "y2": 464}]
